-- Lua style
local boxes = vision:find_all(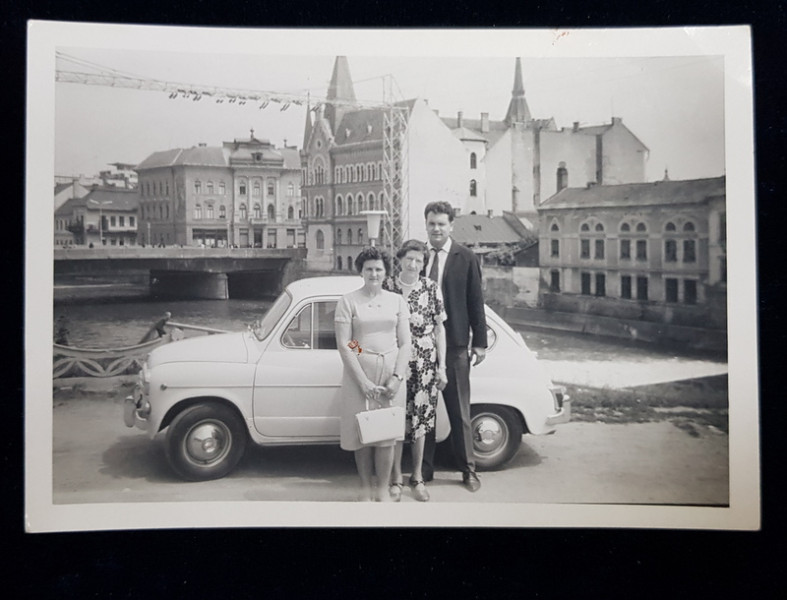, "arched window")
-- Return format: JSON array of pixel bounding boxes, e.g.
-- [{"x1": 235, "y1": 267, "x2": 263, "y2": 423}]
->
[
  {"x1": 207, "y1": 181, "x2": 214, "y2": 194},
  {"x1": 219, "y1": 182, "x2": 225, "y2": 195},
  {"x1": 194, "y1": 204, "x2": 202, "y2": 220},
  {"x1": 288, "y1": 206, "x2": 294, "y2": 220},
  {"x1": 336, "y1": 196, "x2": 343, "y2": 216},
  {"x1": 470, "y1": 180, "x2": 477, "y2": 197},
  {"x1": 206, "y1": 204, "x2": 214, "y2": 219},
  {"x1": 239, "y1": 203, "x2": 247, "y2": 220},
  {"x1": 337, "y1": 256, "x2": 343, "y2": 270},
  {"x1": 665, "y1": 222, "x2": 676, "y2": 232},
  {"x1": 347, "y1": 256, "x2": 352, "y2": 271},
  {"x1": 254, "y1": 203, "x2": 262, "y2": 219},
  {"x1": 253, "y1": 182, "x2": 261, "y2": 197},
  {"x1": 347, "y1": 229, "x2": 353, "y2": 244},
  {"x1": 220, "y1": 205, "x2": 226, "y2": 219},
  {"x1": 621, "y1": 223, "x2": 631, "y2": 232},
  {"x1": 683, "y1": 222, "x2": 695, "y2": 232},
  {"x1": 470, "y1": 153, "x2": 477, "y2": 169},
  {"x1": 347, "y1": 196, "x2": 354, "y2": 216},
  {"x1": 288, "y1": 183, "x2": 294, "y2": 197},
  {"x1": 316, "y1": 229, "x2": 325, "y2": 250},
  {"x1": 550, "y1": 222, "x2": 560, "y2": 232},
  {"x1": 636, "y1": 222, "x2": 647, "y2": 232},
  {"x1": 595, "y1": 223, "x2": 604, "y2": 232},
  {"x1": 194, "y1": 180, "x2": 201, "y2": 194},
  {"x1": 358, "y1": 228, "x2": 363, "y2": 244},
  {"x1": 337, "y1": 229, "x2": 343, "y2": 245},
  {"x1": 267, "y1": 204, "x2": 275, "y2": 220}
]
